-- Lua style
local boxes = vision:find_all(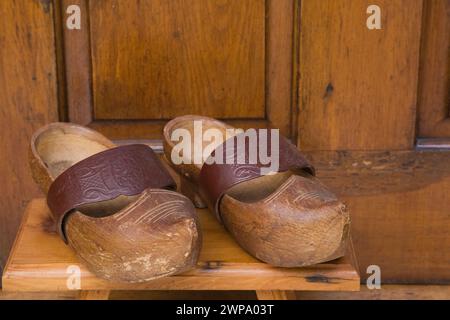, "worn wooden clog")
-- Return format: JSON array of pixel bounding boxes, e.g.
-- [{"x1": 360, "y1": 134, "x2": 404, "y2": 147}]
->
[
  {"x1": 163, "y1": 115, "x2": 350, "y2": 267},
  {"x1": 29, "y1": 123, "x2": 201, "y2": 282}
]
